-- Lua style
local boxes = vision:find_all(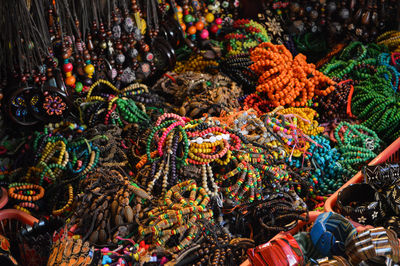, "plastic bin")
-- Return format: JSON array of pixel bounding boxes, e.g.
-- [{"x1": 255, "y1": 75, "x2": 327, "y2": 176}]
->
[{"x1": 325, "y1": 136, "x2": 400, "y2": 212}]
